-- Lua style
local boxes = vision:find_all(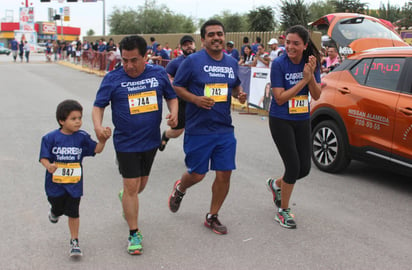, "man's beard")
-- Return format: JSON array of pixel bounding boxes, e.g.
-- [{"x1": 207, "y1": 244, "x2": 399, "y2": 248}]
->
[{"x1": 183, "y1": 48, "x2": 196, "y2": 56}]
